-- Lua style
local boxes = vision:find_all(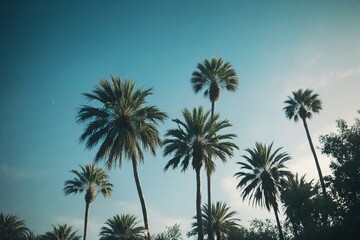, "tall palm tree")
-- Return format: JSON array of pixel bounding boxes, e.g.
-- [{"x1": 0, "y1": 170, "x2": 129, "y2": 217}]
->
[
  {"x1": 63, "y1": 164, "x2": 113, "y2": 240},
  {"x1": 42, "y1": 224, "x2": 81, "y2": 240},
  {"x1": 188, "y1": 201, "x2": 240, "y2": 240},
  {"x1": 163, "y1": 107, "x2": 238, "y2": 240},
  {"x1": 283, "y1": 88, "x2": 326, "y2": 195},
  {"x1": 99, "y1": 214, "x2": 144, "y2": 240},
  {"x1": 0, "y1": 213, "x2": 29, "y2": 240},
  {"x1": 77, "y1": 76, "x2": 167, "y2": 236},
  {"x1": 191, "y1": 57, "x2": 239, "y2": 240},
  {"x1": 281, "y1": 174, "x2": 319, "y2": 238},
  {"x1": 234, "y1": 142, "x2": 292, "y2": 240}
]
